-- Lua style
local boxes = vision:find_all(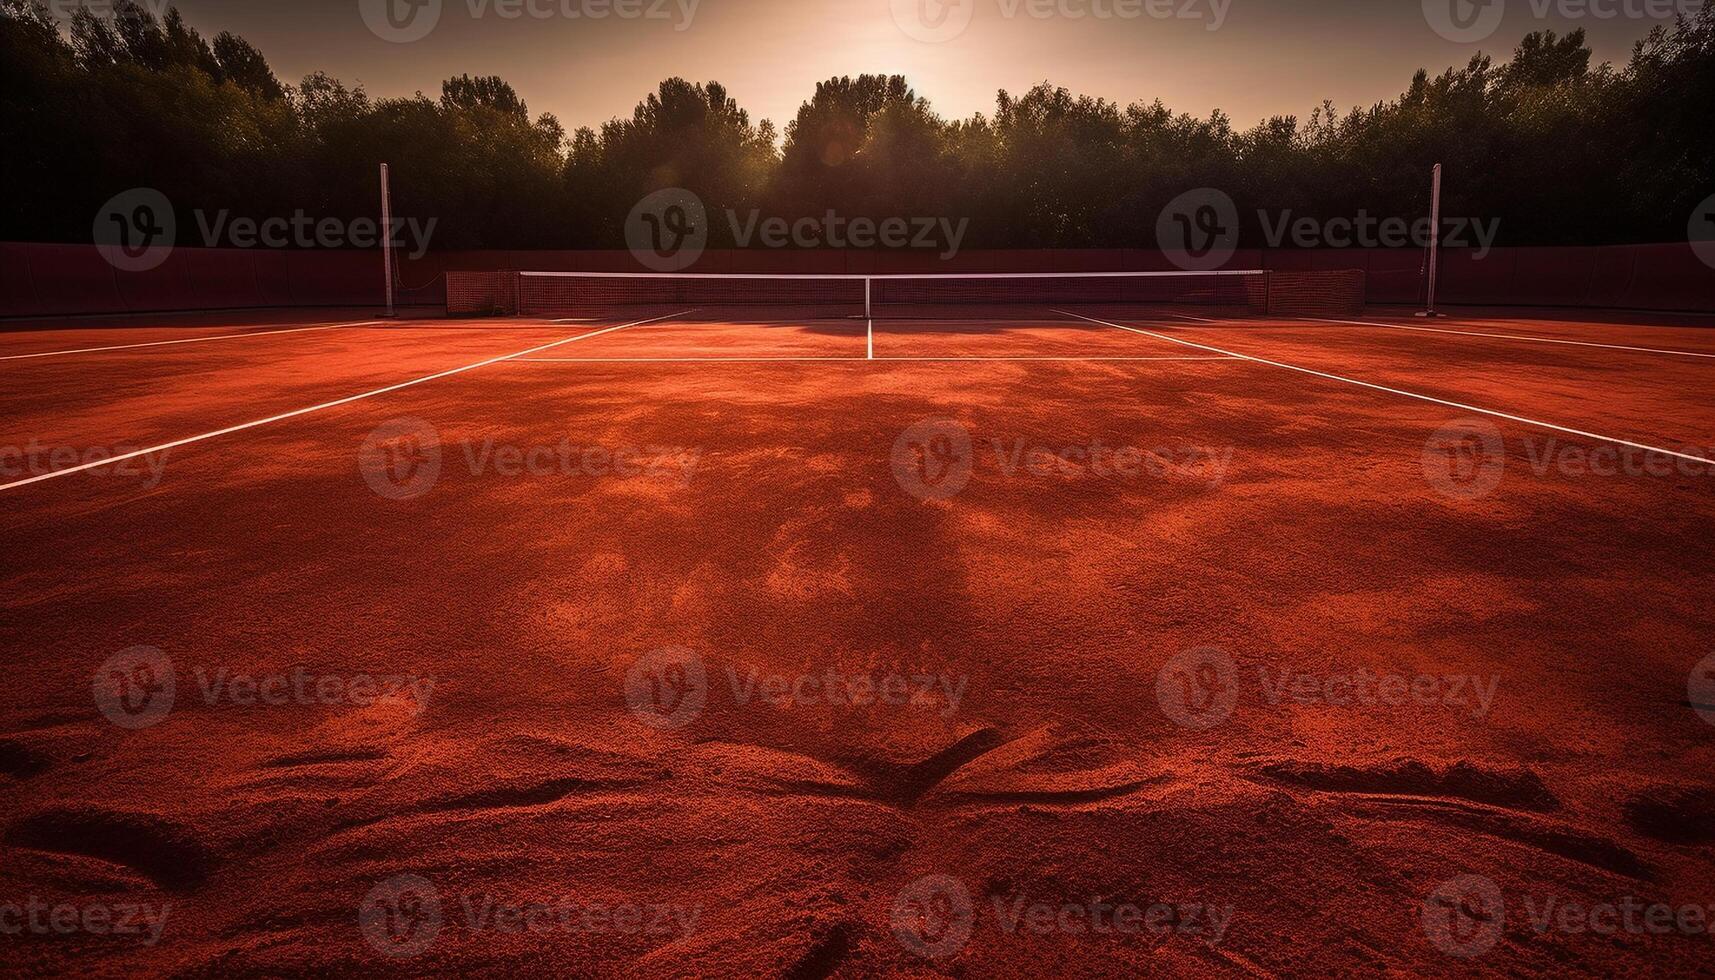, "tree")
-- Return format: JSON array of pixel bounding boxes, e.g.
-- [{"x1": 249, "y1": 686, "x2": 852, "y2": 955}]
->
[
  {"x1": 214, "y1": 32, "x2": 283, "y2": 100},
  {"x1": 2, "y1": 0, "x2": 1711, "y2": 249}
]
